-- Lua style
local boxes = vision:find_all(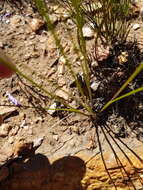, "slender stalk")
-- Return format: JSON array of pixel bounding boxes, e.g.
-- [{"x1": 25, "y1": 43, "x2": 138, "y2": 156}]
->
[
  {"x1": 101, "y1": 86, "x2": 143, "y2": 112},
  {"x1": 34, "y1": 0, "x2": 93, "y2": 113},
  {"x1": 101, "y1": 63, "x2": 143, "y2": 112}
]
